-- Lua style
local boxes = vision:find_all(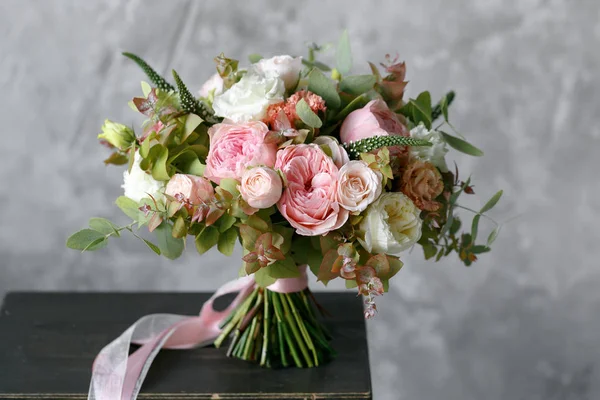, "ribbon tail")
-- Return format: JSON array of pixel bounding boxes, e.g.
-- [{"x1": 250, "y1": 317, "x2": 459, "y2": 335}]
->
[{"x1": 88, "y1": 276, "x2": 255, "y2": 400}]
